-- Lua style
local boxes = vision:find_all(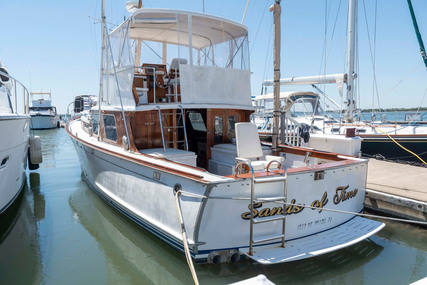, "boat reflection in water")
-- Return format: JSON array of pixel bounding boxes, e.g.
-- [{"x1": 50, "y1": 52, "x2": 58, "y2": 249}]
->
[
  {"x1": 0, "y1": 173, "x2": 45, "y2": 284},
  {"x1": 69, "y1": 183, "x2": 193, "y2": 285},
  {"x1": 69, "y1": 183, "x2": 384, "y2": 284}
]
